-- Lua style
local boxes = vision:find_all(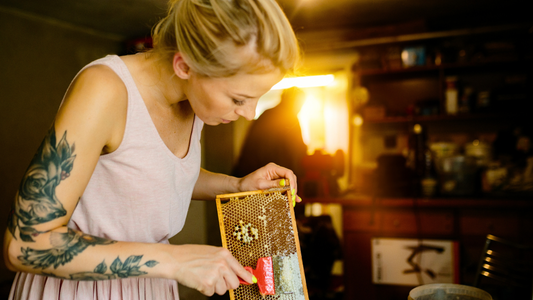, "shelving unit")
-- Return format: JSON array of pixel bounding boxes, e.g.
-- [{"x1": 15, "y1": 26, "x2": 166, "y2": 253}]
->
[
  {"x1": 349, "y1": 25, "x2": 532, "y2": 184},
  {"x1": 356, "y1": 58, "x2": 531, "y2": 122},
  {"x1": 342, "y1": 25, "x2": 533, "y2": 300}
]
